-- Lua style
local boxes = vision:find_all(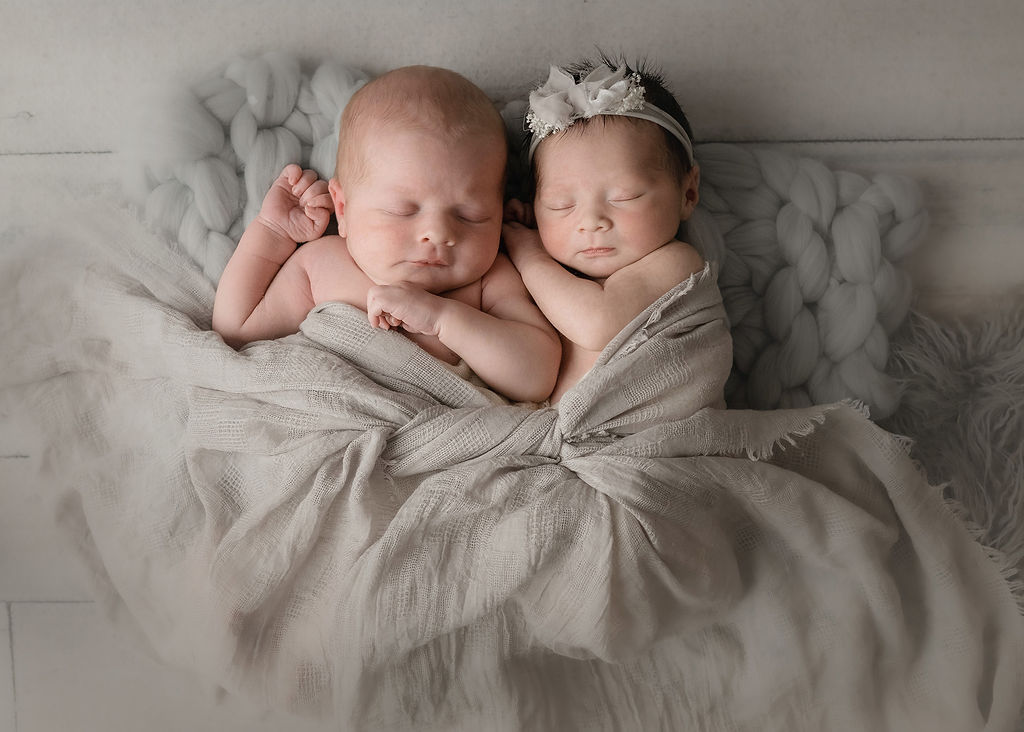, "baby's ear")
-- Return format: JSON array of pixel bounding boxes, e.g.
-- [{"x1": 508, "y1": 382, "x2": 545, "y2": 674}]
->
[
  {"x1": 328, "y1": 177, "x2": 347, "y2": 236},
  {"x1": 680, "y1": 163, "x2": 700, "y2": 221}
]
